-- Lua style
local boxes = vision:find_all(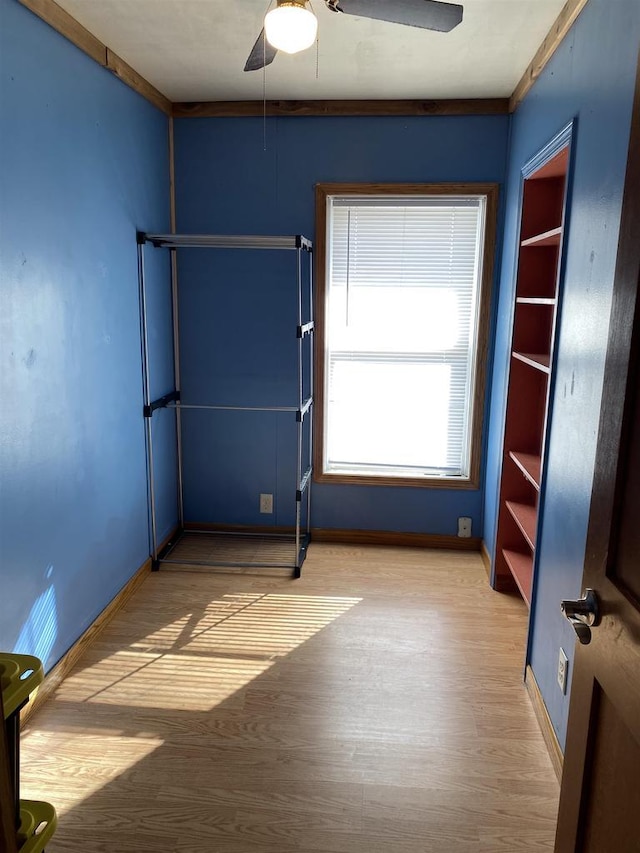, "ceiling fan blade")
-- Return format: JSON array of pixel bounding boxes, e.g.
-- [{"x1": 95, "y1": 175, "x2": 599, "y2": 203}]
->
[
  {"x1": 335, "y1": 0, "x2": 463, "y2": 33},
  {"x1": 244, "y1": 29, "x2": 278, "y2": 72}
]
